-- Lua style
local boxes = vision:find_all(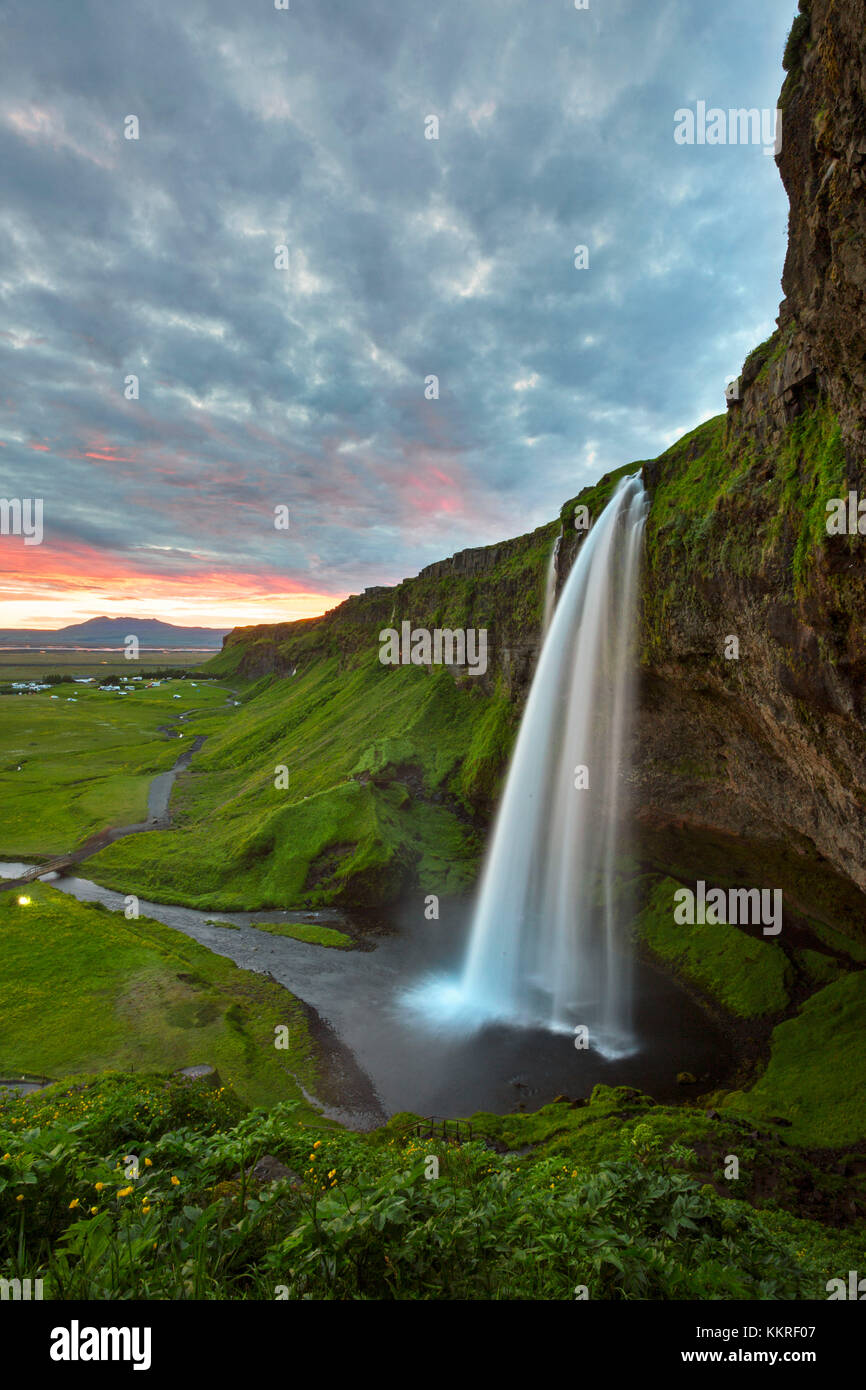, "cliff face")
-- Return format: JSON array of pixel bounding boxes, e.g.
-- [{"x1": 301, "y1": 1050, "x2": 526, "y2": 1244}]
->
[
  {"x1": 217, "y1": 516, "x2": 560, "y2": 699},
  {"x1": 778, "y1": 0, "x2": 866, "y2": 460},
  {"x1": 632, "y1": 0, "x2": 866, "y2": 940},
  {"x1": 213, "y1": 1, "x2": 866, "y2": 942}
]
